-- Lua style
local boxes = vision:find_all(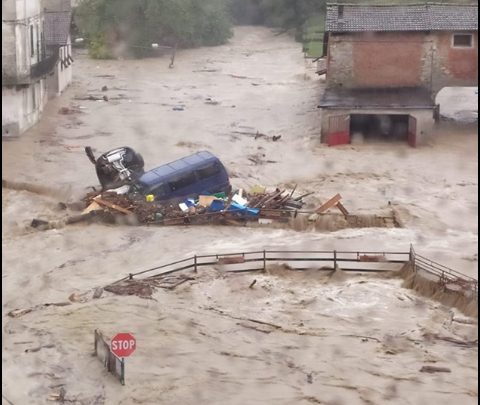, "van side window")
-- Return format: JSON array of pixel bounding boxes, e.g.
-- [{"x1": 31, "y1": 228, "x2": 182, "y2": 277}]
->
[
  {"x1": 196, "y1": 163, "x2": 220, "y2": 180},
  {"x1": 168, "y1": 171, "x2": 196, "y2": 191},
  {"x1": 150, "y1": 183, "x2": 168, "y2": 198}
]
